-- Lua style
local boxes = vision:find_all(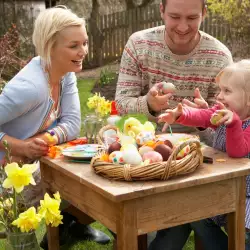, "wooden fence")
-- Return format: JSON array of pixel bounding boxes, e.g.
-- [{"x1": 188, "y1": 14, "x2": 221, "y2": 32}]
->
[{"x1": 85, "y1": 4, "x2": 229, "y2": 67}]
